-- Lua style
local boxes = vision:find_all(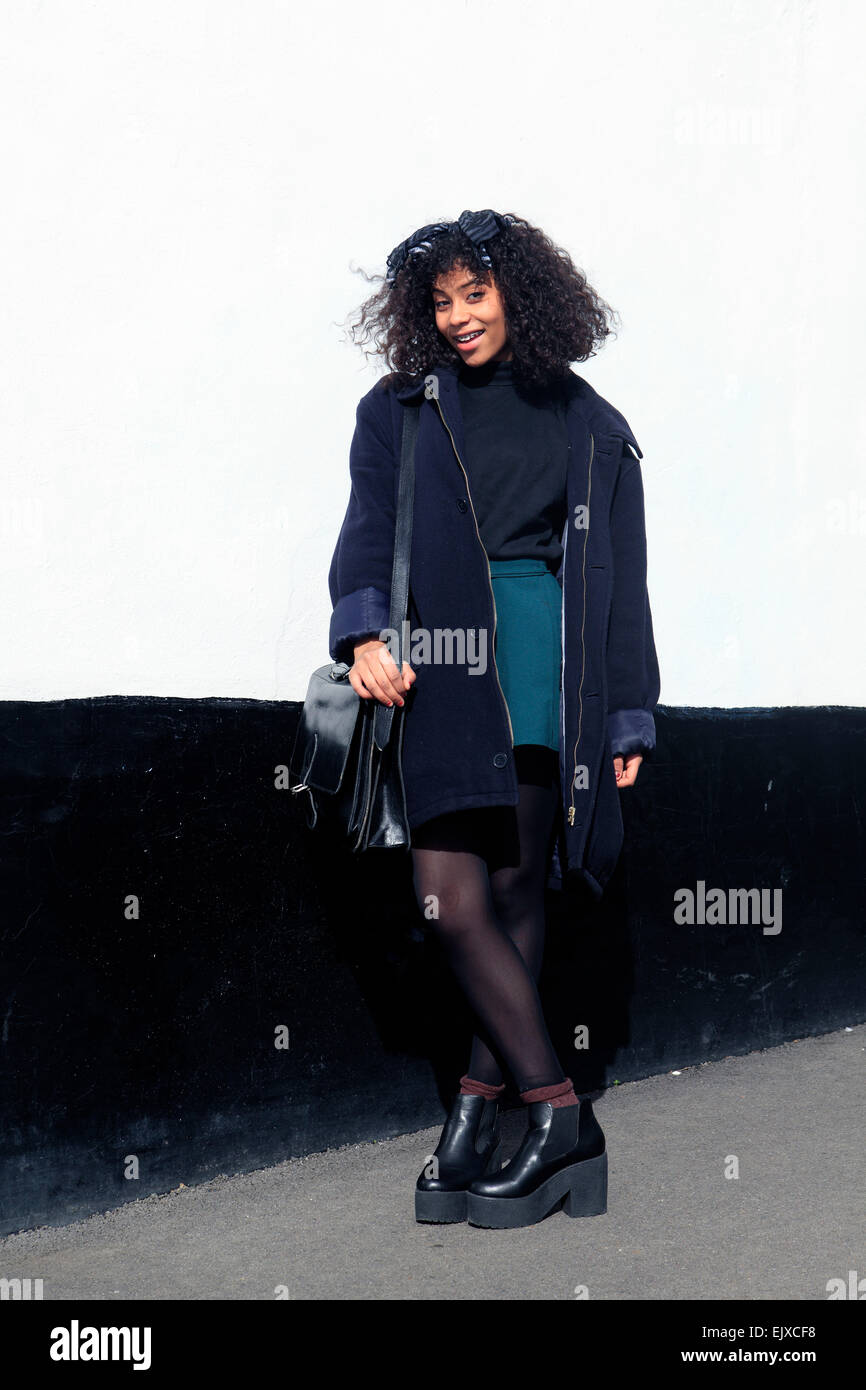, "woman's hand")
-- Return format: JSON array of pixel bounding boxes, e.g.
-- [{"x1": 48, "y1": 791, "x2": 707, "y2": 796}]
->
[
  {"x1": 614, "y1": 752, "x2": 642, "y2": 787},
  {"x1": 350, "y1": 638, "x2": 416, "y2": 707}
]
